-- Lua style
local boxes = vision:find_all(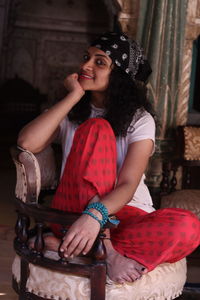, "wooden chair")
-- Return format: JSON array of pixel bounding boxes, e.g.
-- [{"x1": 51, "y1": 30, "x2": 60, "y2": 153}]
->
[
  {"x1": 160, "y1": 126, "x2": 200, "y2": 288},
  {"x1": 11, "y1": 144, "x2": 188, "y2": 300},
  {"x1": 160, "y1": 126, "x2": 200, "y2": 219},
  {"x1": 11, "y1": 144, "x2": 117, "y2": 300}
]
